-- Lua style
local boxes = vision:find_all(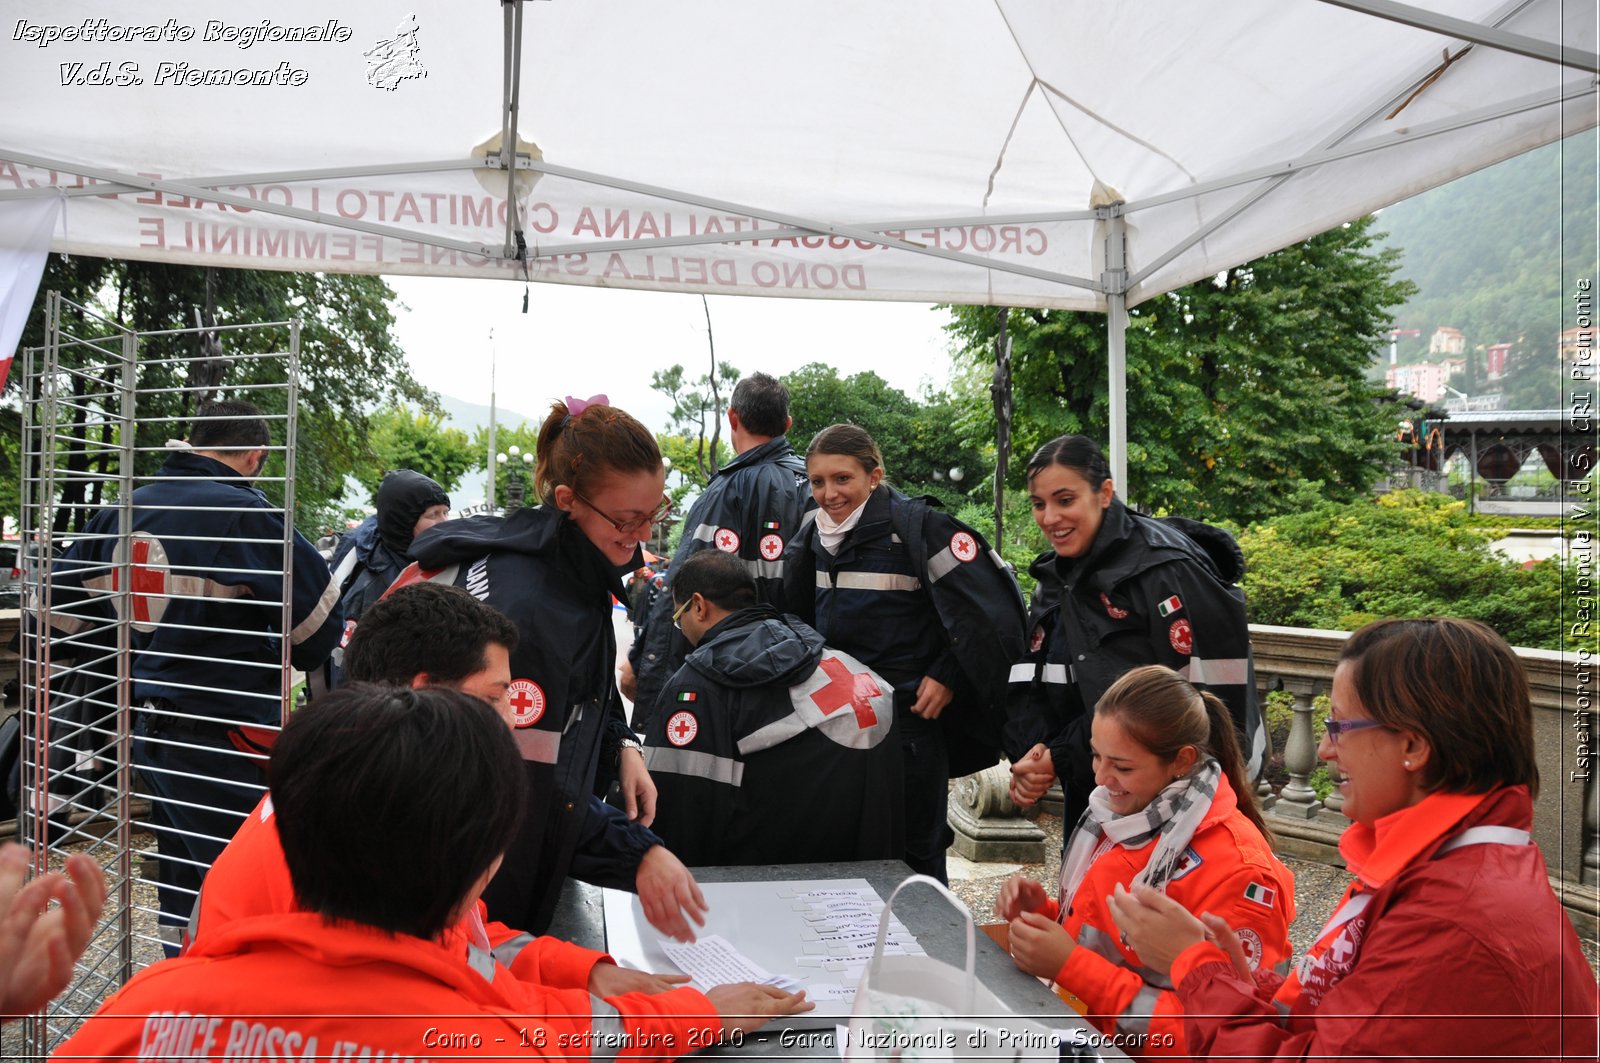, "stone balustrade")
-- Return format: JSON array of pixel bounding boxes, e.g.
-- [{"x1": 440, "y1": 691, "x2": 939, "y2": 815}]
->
[{"x1": 950, "y1": 623, "x2": 1596, "y2": 932}]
